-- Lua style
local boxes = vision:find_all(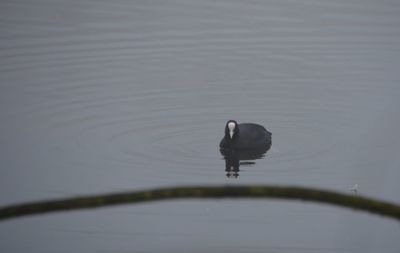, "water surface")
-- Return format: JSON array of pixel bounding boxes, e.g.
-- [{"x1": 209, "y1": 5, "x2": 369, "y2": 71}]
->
[{"x1": 1, "y1": 0, "x2": 400, "y2": 252}]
